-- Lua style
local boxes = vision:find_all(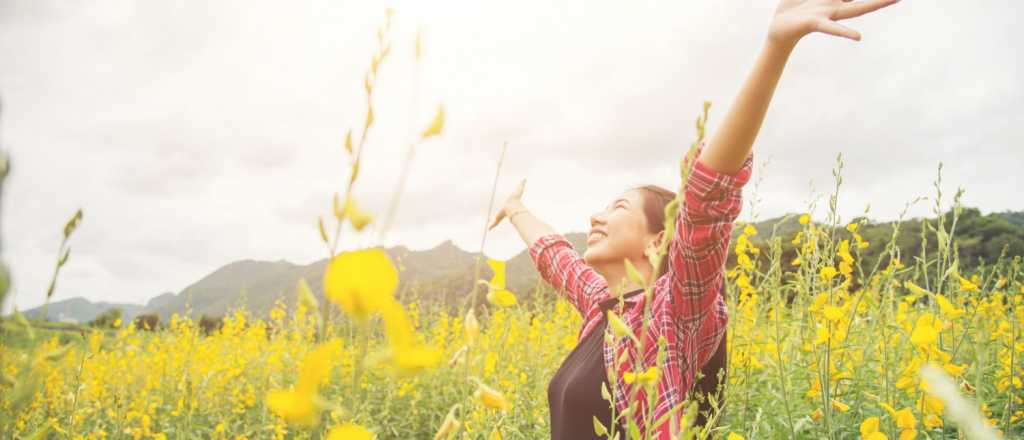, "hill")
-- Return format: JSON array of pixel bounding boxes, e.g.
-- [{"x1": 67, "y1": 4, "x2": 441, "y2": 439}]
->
[{"x1": 23, "y1": 209, "x2": 1023, "y2": 322}]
